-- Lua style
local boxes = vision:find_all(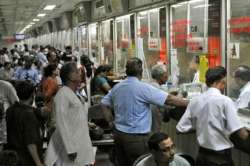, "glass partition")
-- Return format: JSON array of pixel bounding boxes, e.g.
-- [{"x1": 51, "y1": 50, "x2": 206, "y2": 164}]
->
[
  {"x1": 73, "y1": 27, "x2": 78, "y2": 49},
  {"x1": 227, "y1": 0, "x2": 250, "y2": 98},
  {"x1": 88, "y1": 23, "x2": 100, "y2": 66},
  {"x1": 57, "y1": 31, "x2": 63, "y2": 50},
  {"x1": 137, "y1": 7, "x2": 168, "y2": 80},
  {"x1": 61, "y1": 30, "x2": 67, "y2": 49},
  {"x1": 115, "y1": 14, "x2": 134, "y2": 74},
  {"x1": 170, "y1": 0, "x2": 221, "y2": 85},
  {"x1": 100, "y1": 20, "x2": 114, "y2": 66},
  {"x1": 79, "y1": 25, "x2": 88, "y2": 56}
]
